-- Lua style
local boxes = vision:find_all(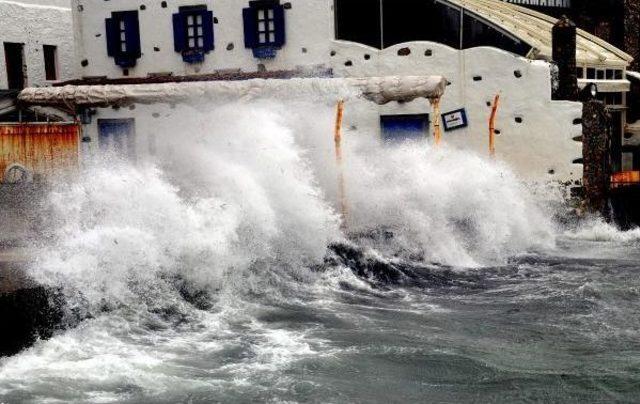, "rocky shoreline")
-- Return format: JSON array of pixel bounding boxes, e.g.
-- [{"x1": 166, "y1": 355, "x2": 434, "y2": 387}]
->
[{"x1": 0, "y1": 249, "x2": 64, "y2": 357}]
